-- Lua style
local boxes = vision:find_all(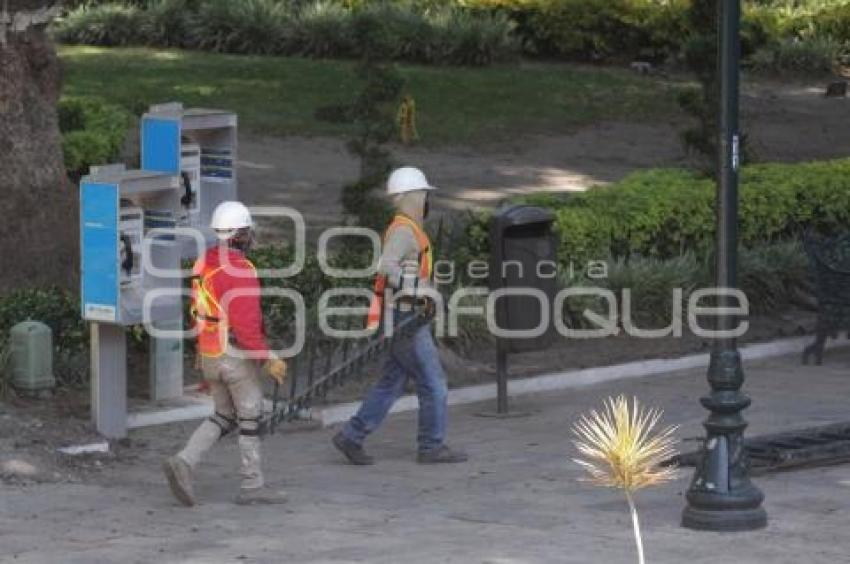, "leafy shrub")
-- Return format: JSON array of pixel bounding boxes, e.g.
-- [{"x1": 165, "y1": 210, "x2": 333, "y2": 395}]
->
[
  {"x1": 809, "y1": 3, "x2": 850, "y2": 42},
  {"x1": 0, "y1": 289, "x2": 86, "y2": 355},
  {"x1": 289, "y1": 2, "x2": 357, "y2": 58},
  {"x1": 467, "y1": 0, "x2": 690, "y2": 62},
  {"x1": 55, "y1": 0, "x2": 518, "y2": 65},
  {"x1": 350, "y1": 2, "x2": 436, "y2": 61},
  {"x1": 186, "y1": 0, "x2": 236, "y2": 52},
  {"x1": 58, "y1": 99, "x2": 87, "y2": 133},
  {"x1": 464, "y1": 0, "x2": 847, "y2": 63},
  {"x1": 750, "y1": 36, "x2": 840, "y2": 74},
  {"x1": 436, "y1": 210, "x2": 491, "y2": 286},
  {"x1": 550, "y1": 205, "x2": 617, "y2": 266},
  {"x1": 627, "y1": 0, "x2": 691, "y2": 60},
  {"x1": 597, "y1": 253, "x2": 705, "y2": 326},
  {"x1": 527, "y1": 0, "x2": 641, "y2": 60},
  {"x1": 0, "y1": 288, "x2": 89, "y2": 389},
  {"x1": 532, "y1": 168, "x2": 716, "y2": 264},
  {"x1": 59, "y1": 97, "x2": 133, "y2": 178},
  {"x1": 191, "y1": 0, "x2": 292, "y2": 54},
  {"x1": 433, "y1": 7, "x2": 517, "y2": 65},
  {"x1": 345, "y1": 3, "x2": 516, "y2": 65},
  {"x1": 56, "y1": 0, "x2": 850, "y2": 66},
  {"x1": 738, "y1": 239, "x2": 810, "y2": 314},
  {"x1": 573, "y1": 239, "x2": 810, "y2": 330},
  {"x1": 741, "y1": 4, "x2": 784, "y2": 57},
  {"x1": 56, "y1": 3, "x2": 145, "y2": 46},
  {"x1": 140, "y1": 0, "x2": 195, "y2": 48},
  {"x1": 459, "y1": 0, "x2": 547, "y2": 53},
  {"x1": 62, "y1": 0, "x2": 150, "y2": 9},
  {"x1": 248, "y1": 244, "x2": 375, "y2": 341}
]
